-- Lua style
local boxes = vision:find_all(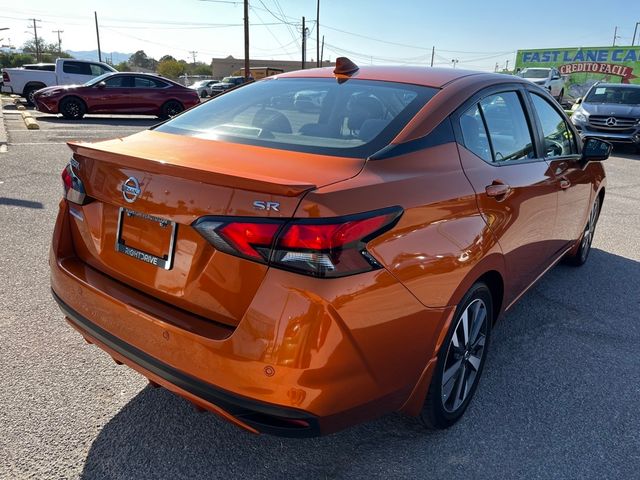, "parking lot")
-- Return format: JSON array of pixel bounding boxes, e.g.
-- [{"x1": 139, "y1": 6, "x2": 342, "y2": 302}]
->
[{"x1": 1, "y1": 100, "x2": 639, "y2": 479}]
